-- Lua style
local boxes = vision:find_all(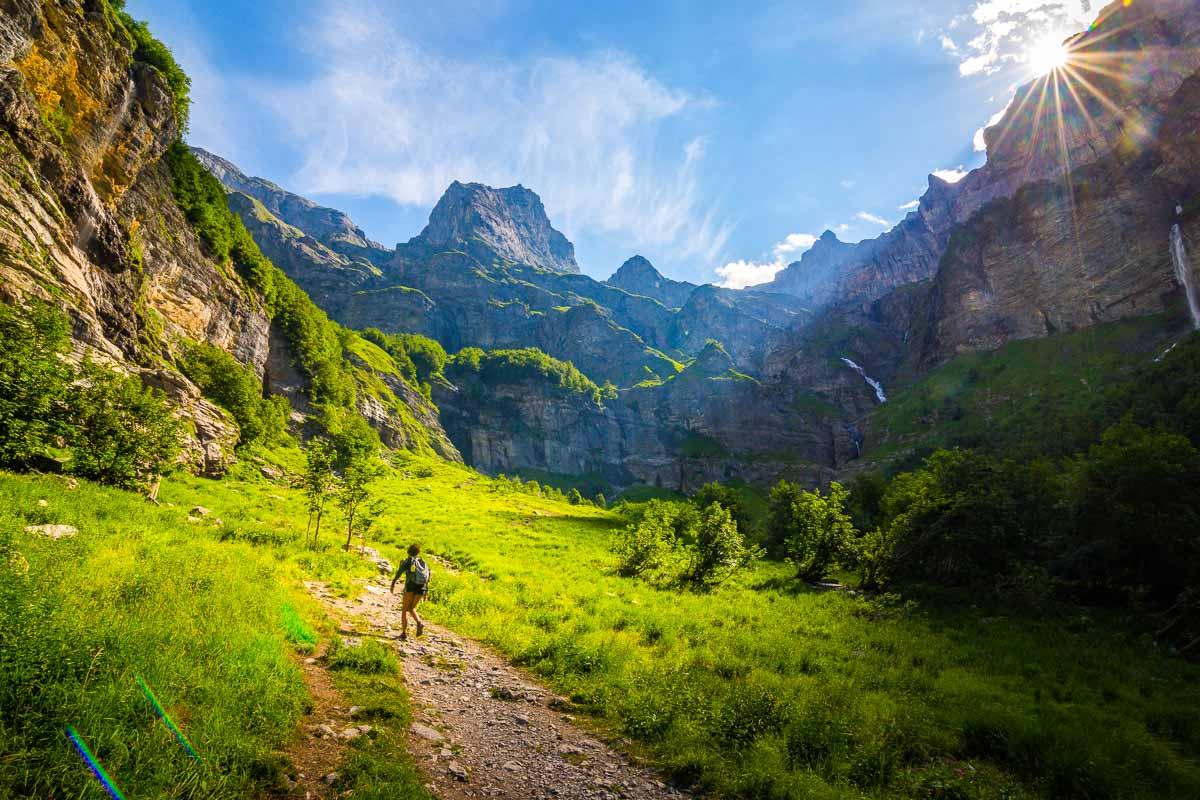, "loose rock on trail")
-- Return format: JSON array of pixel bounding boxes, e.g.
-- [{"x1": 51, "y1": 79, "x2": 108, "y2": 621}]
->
[{"x1": 306, "y1": 577, "x2": 688, "y2": 800}]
